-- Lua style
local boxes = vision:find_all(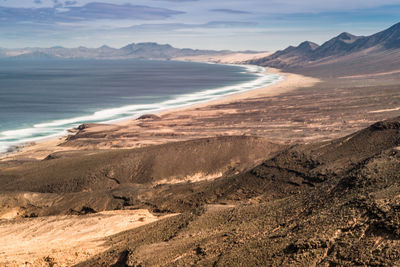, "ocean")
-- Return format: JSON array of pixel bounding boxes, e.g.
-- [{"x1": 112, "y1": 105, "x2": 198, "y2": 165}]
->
[{"x1": 0, "y1": 59, "x2": 282, "y2": 152}]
